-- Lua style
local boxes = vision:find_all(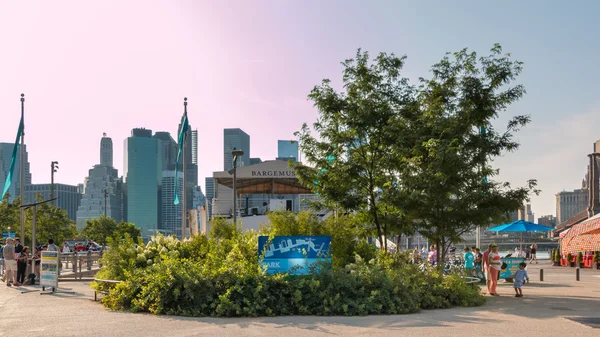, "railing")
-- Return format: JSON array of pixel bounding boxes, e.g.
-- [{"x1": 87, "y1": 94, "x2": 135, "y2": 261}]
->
[{"x1": 58, "y1": 251, "x2": 103, "y2": 279}]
